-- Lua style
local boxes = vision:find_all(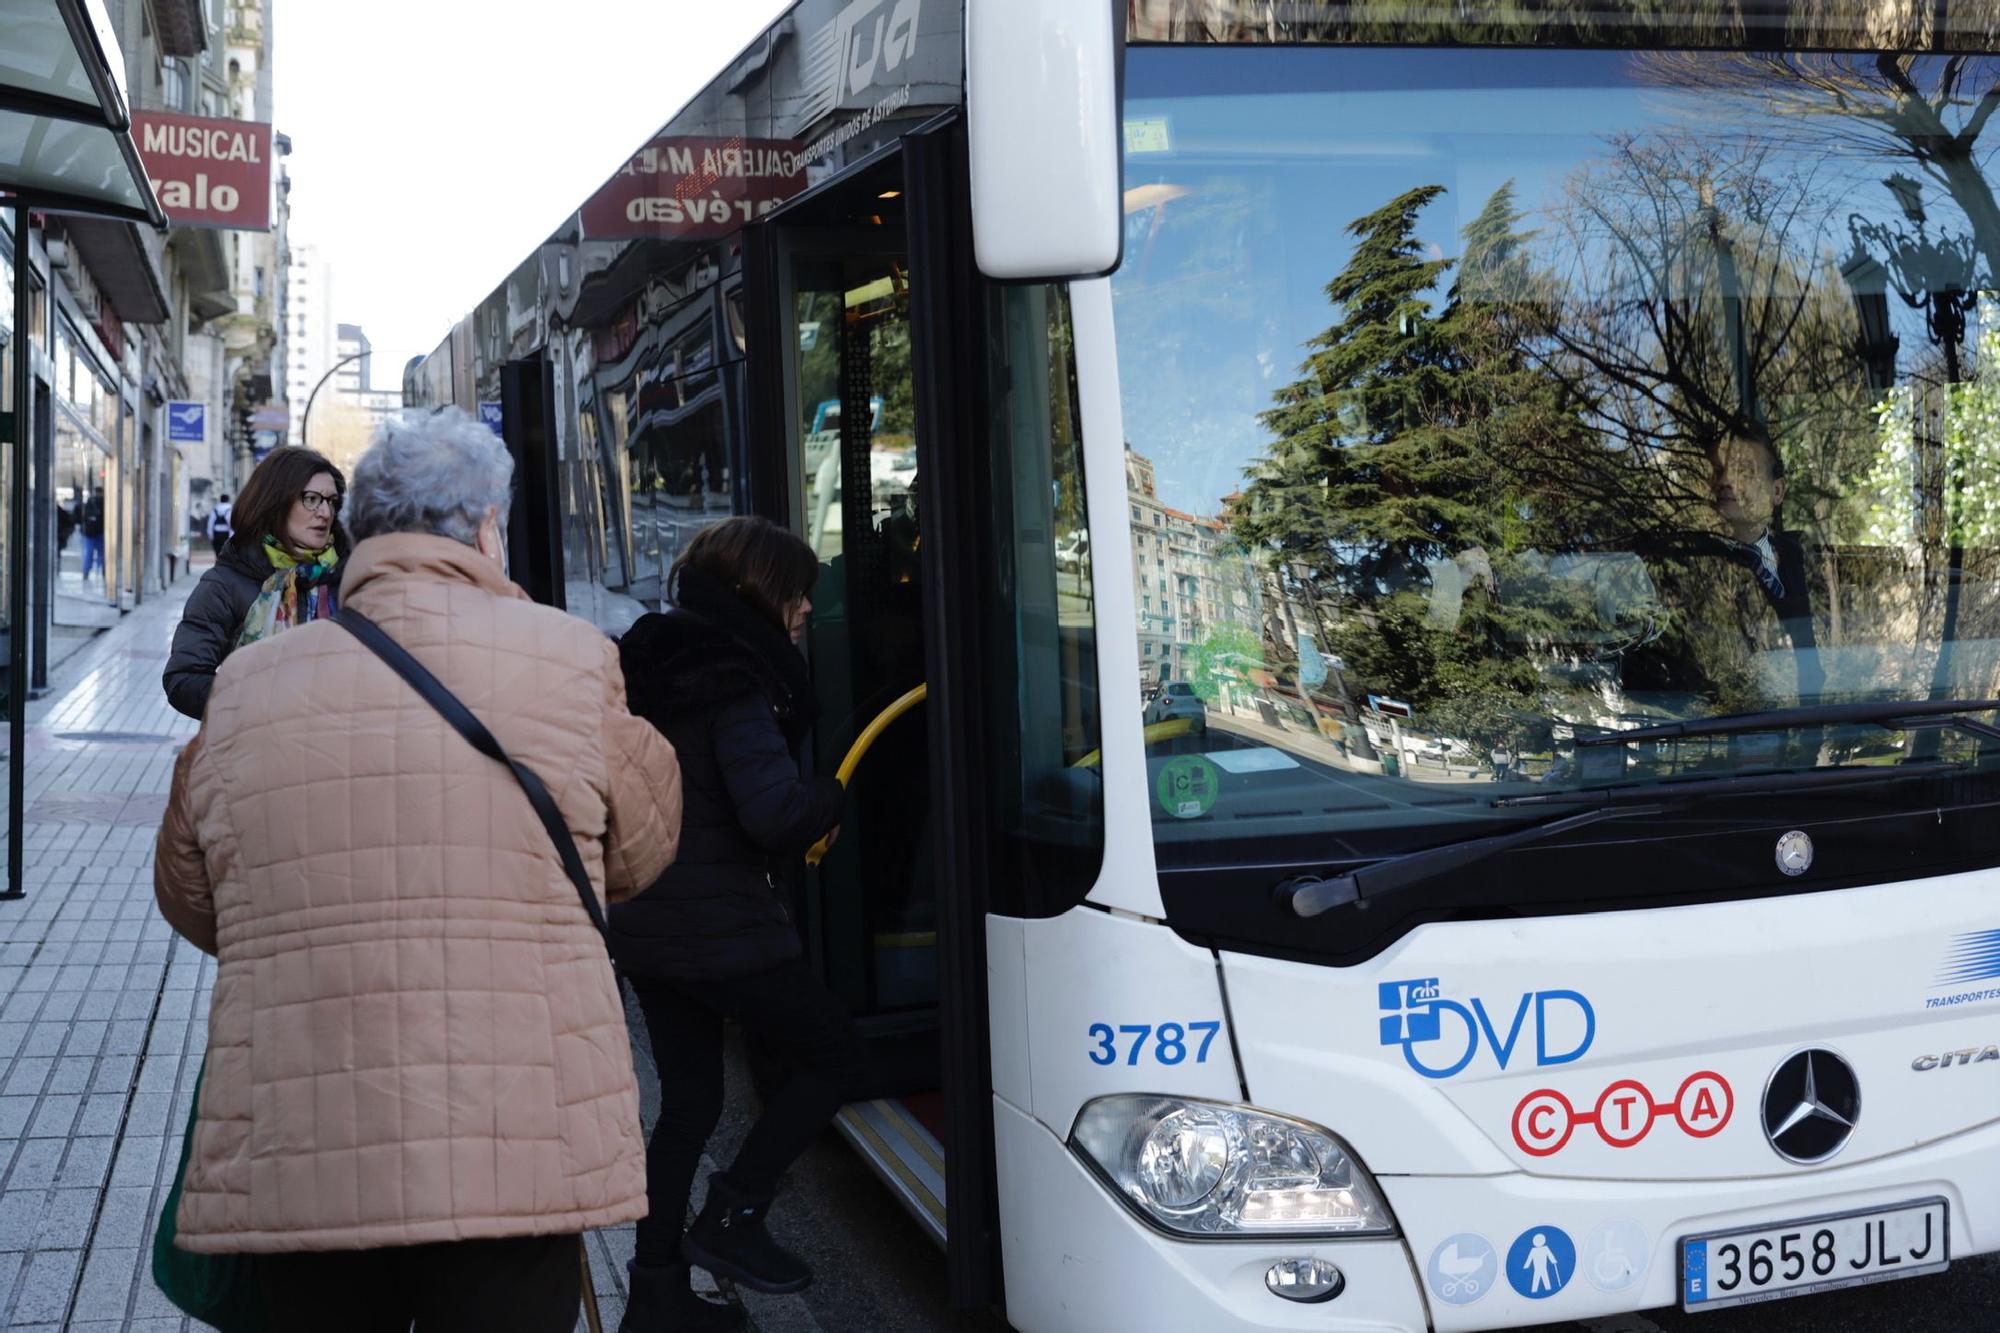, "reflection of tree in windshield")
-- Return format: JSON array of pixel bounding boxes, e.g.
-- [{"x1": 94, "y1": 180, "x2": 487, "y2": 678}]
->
[{"x1": 1139, "y1": 50, "x2": 2000, "y2": 778}]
